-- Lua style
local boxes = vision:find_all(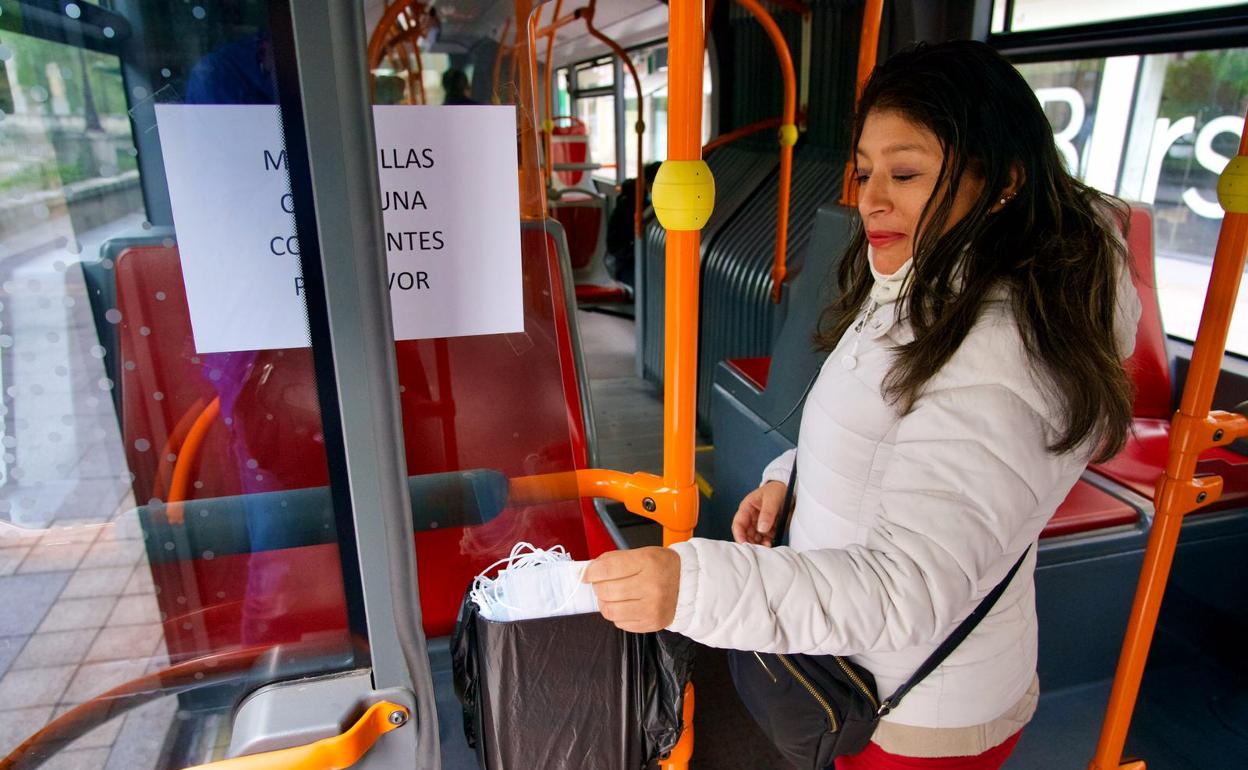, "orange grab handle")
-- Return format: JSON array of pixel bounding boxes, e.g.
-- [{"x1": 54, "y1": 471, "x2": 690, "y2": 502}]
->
[
  {"x1": 841, "y1": 0, "x2": 883, "y2": 206},
  {"x1": 184, "y1": 701, "x2": 408, "y2": 770},
  {"x1": 581, "y1": 0, "x2": 647, "y2": 236},
  {"x1": 734, "y1": 0, "x2": 797, "y2": 303},
  {"x1": 1089, "y1": 113, "x2": 1248, "y2": 770}
]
